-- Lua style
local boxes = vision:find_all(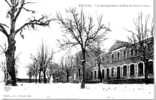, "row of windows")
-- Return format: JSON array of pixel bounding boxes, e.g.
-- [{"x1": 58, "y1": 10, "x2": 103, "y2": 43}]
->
[
  {"x1": 101, "y1": 49, "x2": 138, "y2": 64},
  {"x1": 92, "y1": 61, "x2": 153, "y2": 79},
  {"x1": 111, "y1": 49, "x2": 137, "y2": 62},
  {"x1": 100, "y1": 38, "x2": 153, "y2": 65}
]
